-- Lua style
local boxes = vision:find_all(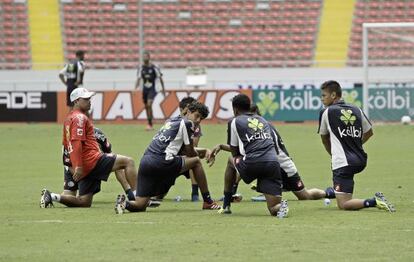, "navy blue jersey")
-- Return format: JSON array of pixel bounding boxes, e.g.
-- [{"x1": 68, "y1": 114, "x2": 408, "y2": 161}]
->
[
  {"x1": 60, "y1": 59, "x2": 85, "y2": 86},
  {"x1": 63, "y1": 127, "x2": 111, "y2": 167},
  {"x1": 138, "y1": 63, "x2": 162, "y2": 90},
  {"x1": 145, "y1": 116, "x2": 194, "y2": 160},
  {"x1": 228, "y1": 113, "x2": 277, "y2": 162},
  {"x1": 318, "y1": 100, "x2": 372, "y2": 170}
]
